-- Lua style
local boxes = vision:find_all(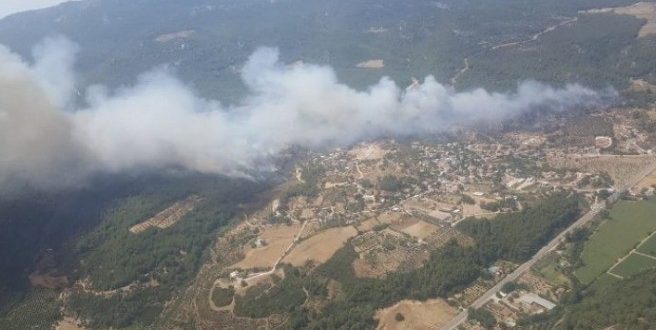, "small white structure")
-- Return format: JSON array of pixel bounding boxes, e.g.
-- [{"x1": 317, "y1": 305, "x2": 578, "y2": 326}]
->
[{"x1": 517, "y1": 293, "x2": 556, "y2": 311}]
